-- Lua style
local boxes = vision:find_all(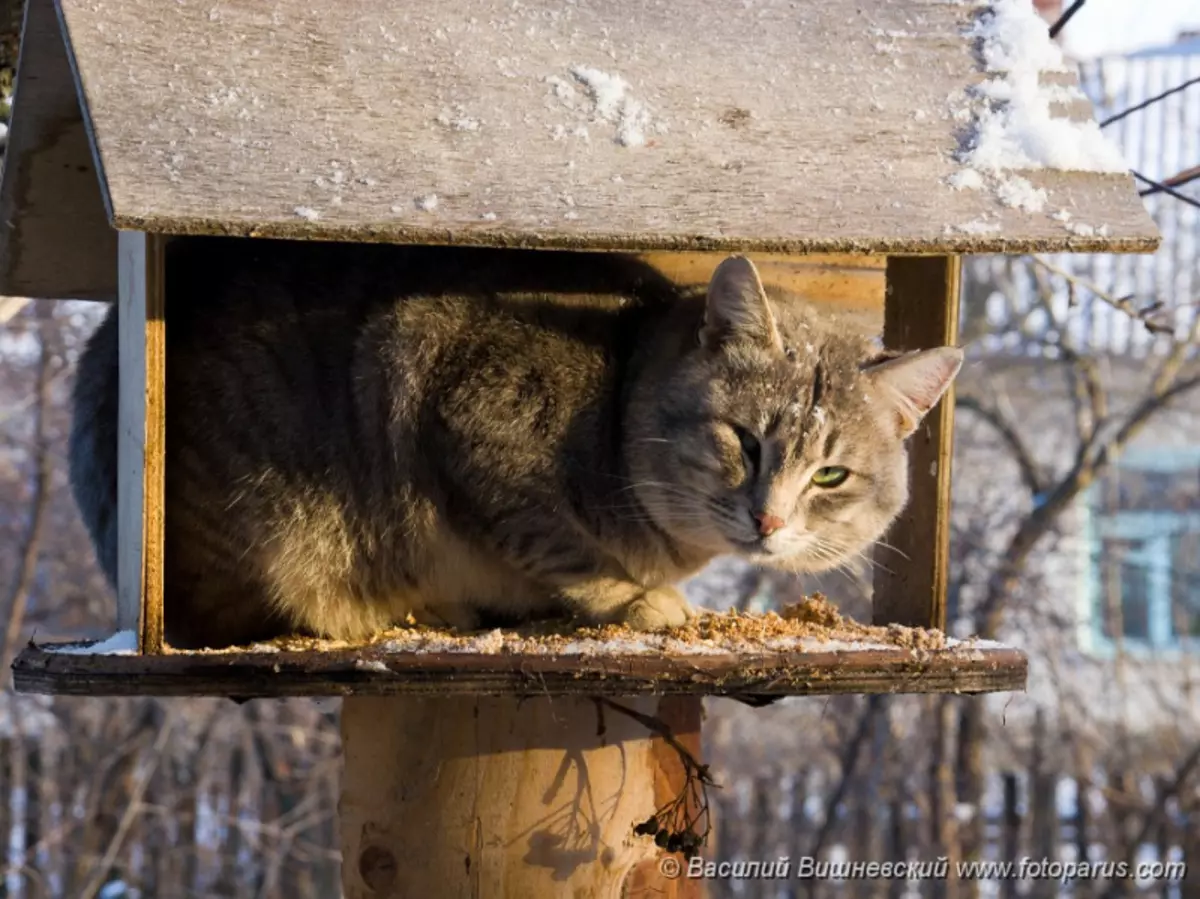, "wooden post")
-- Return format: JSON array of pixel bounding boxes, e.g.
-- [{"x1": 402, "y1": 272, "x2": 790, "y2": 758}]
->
[
  {"x1": 340, "y1": 695, "x2": 704, "y2": 898},
  {"x1": 117, "y1": 230, "x2": 167, "y2": 653},
  {"x1": 873, "y1": 255, "x2": 961, "y2": 629}
]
